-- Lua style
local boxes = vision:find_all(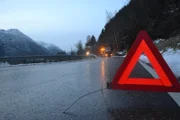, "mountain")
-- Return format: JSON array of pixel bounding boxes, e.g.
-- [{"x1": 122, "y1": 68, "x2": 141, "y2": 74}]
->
[
  {"x1": 0, "y1": 29, "x2": 49, "y2": 57},
  {"x1": 37, "y1": 41, "x2": 64, "y2": 55}
]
